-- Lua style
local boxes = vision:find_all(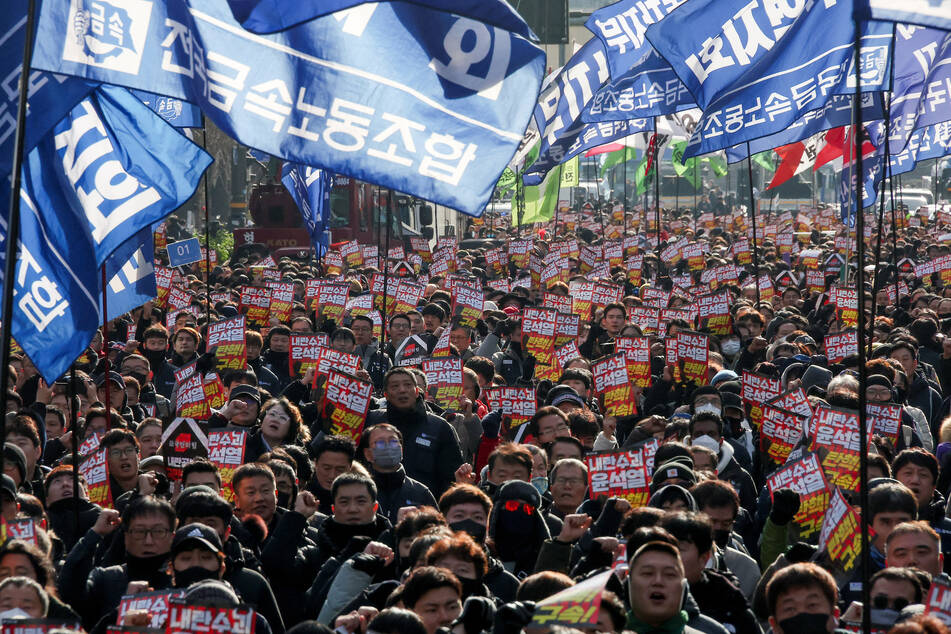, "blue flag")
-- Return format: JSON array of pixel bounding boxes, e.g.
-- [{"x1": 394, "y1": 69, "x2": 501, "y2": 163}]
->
[
  {"x1": 724, "y1": 93, "x2": 885, "y2": 163},
  {"x1": 646, "y1": 0, "x2": 892, "y2": 158},
  {"x1": 1, "y1": 86, "x2": 211, "y2": 382},
  {"x1": 582, "y1": 48, "x2": 696, "y2": 122},
  {"x1": 839, "y1": 150, "x2": 881, "y2": 225},
  {"x1": 0, "y1": 1, "x2": 96, "y2": 177},
  {"x1": 889, "y1": 122, "x2": 951, "y2": 177},
  {"x1": 133, "y1": 90, "x2": 202, "y2": 128},
  {"x1": 281, "y1": 162, "x2": 331, "y2": 256},
  {"x1": 862, "y1": 0, "x2": 951, "y2": 31},
  {"x1": 889, "y1": 28, "x2": 951, "y2": 154},
  {"x1": 226, "y1": 0, "x2": 536, "y2": 39},
  {"x1": 585, "y1": 0, "x2": 687, "y2": 81},
  {"x1": 104, "y1": 226, "x2": 157, "y2": 320},
  {"x1": 32, "y1": 0, "x2": 544, "y2": 217}
]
